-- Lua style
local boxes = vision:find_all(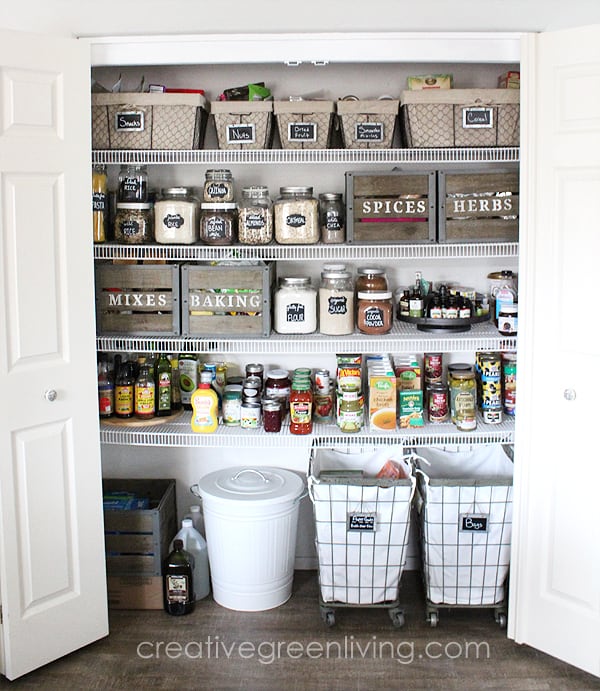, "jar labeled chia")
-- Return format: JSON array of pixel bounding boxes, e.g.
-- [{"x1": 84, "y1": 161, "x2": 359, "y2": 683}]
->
[
  {"x1": 274, "y1": 186, "x2": 319, "y2": 244},
  {"x1": 154, "y1": 187, "x2": 199, "y2": 245},
  {"x1": 199, "y1": 203, "x2": 237, "y2": 245},
  {"x1": 318, "y1": 192, "x2": 345, "y2": 244},
  {"x1": 238, "y1": 186, "x2": 273, "y2": 245},
  {"x1": 203, "y1": 169, "x2": 234, "y2": 202},
  {"x1": 114, "y1": 203, "x2": 154, "y2": 244}
]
